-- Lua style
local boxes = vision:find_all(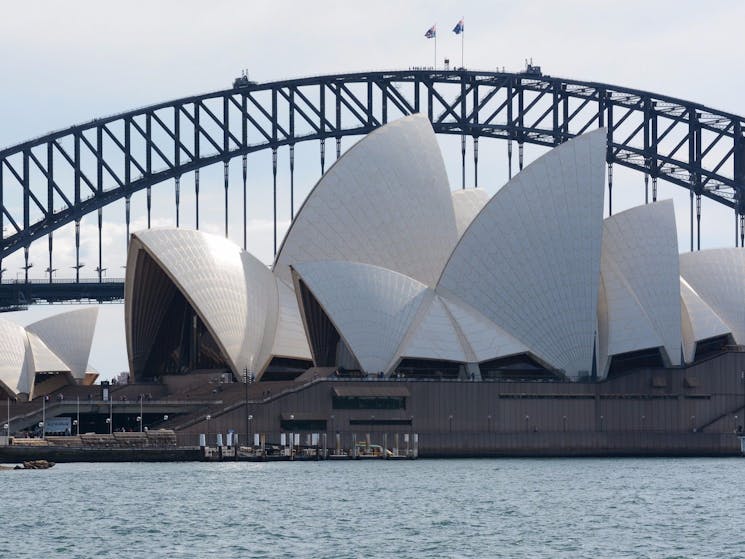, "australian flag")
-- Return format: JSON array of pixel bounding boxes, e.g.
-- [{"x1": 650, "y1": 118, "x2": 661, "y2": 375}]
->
[
  {"x1": 453, "y1": 18, "x2": 464, "y2": 34},
  {"x1": 424, "y1": 25, "x2": 436, "y2": 39}
]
